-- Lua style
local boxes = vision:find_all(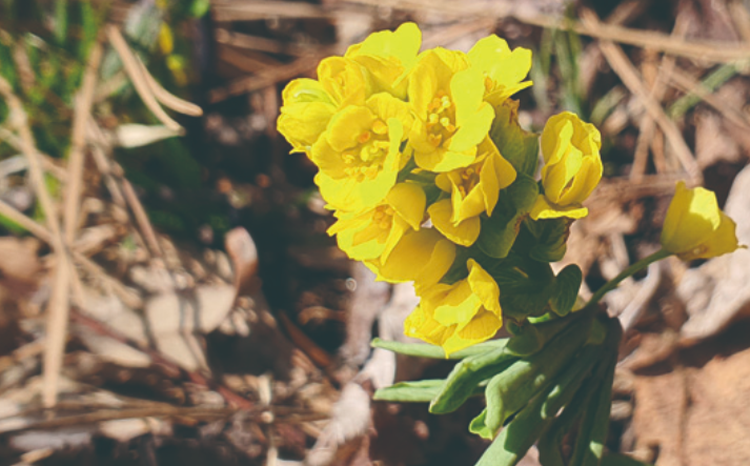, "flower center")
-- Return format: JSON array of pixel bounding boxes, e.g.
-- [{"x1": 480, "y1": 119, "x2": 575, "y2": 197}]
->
[
  {"x1": 372, "y1": 205, "x2": 395, "y2": 230},
  {"x1": 341, "y1": 119, "x2": 390, "y2": 182},
  {"x1": 456, "y1": 165, "x2": 481, "y2": 197},
  {"x1": 425, "y1": 91, "x2": 456, "y2": 147}
]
